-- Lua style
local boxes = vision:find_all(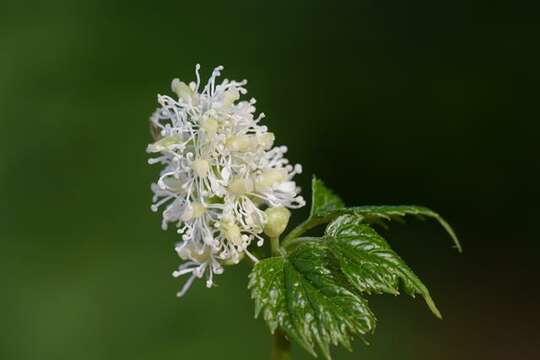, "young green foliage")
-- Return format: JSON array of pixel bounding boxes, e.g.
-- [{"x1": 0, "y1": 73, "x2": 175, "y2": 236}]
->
[
  {"x1": 282, "y1": 177, "x2": 461, "y2": 252},
  {"x1": 249, "y1": 176, "x2": 460, "y2": 359},
  {"x1": 249, "y1": 241, "x2": 376, "y2": 359},
  {"x1": 325, "y1": 215, "x2": 441, "y2": 318}
]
